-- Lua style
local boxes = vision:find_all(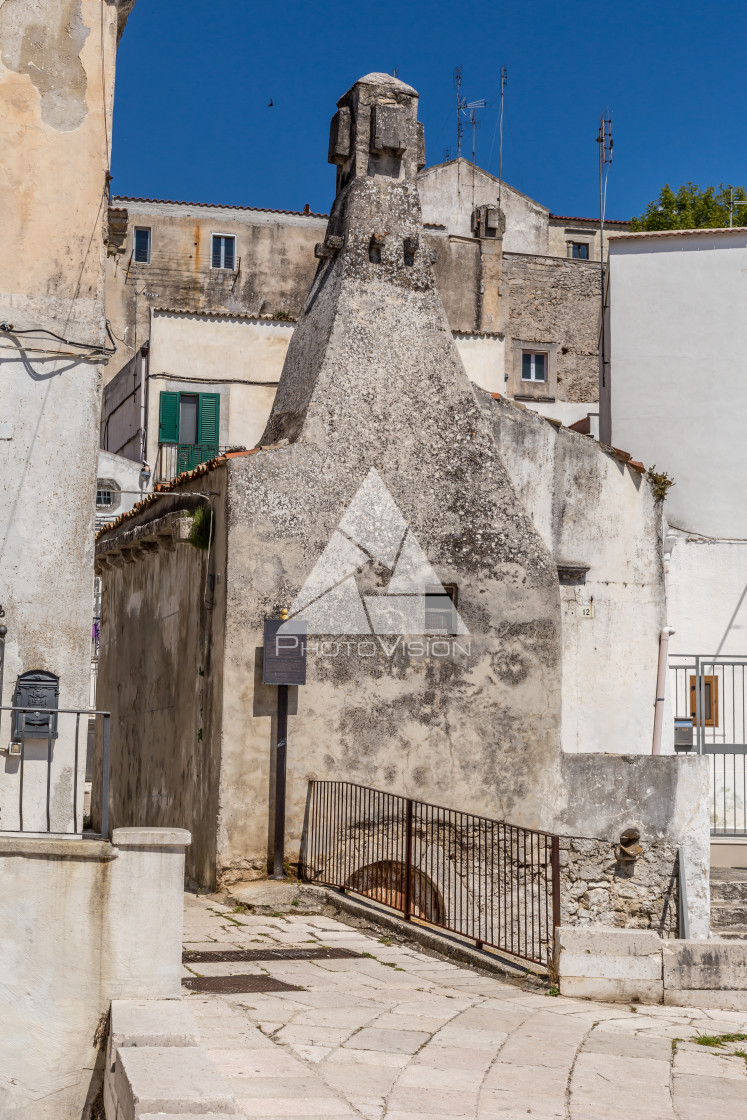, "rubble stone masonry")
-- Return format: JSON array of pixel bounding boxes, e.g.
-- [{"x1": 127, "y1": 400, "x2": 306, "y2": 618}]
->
[{"x1": 504, "y1": 253, "x2": 601, "y2": 402}]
